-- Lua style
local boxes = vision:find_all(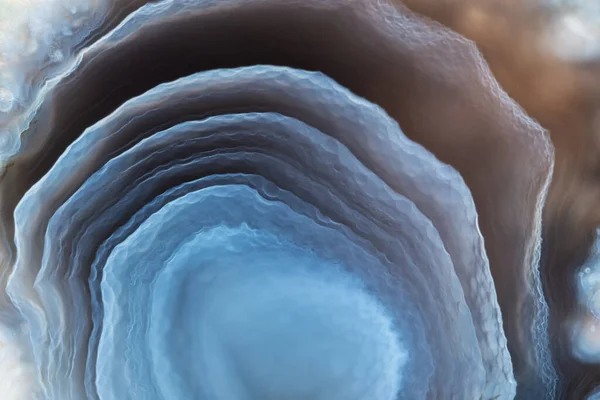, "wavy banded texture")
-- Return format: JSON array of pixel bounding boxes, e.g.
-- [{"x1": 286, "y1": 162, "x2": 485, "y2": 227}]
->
[{"x1": 0, "y1": 0, "x2": 572, "y2": 399}]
